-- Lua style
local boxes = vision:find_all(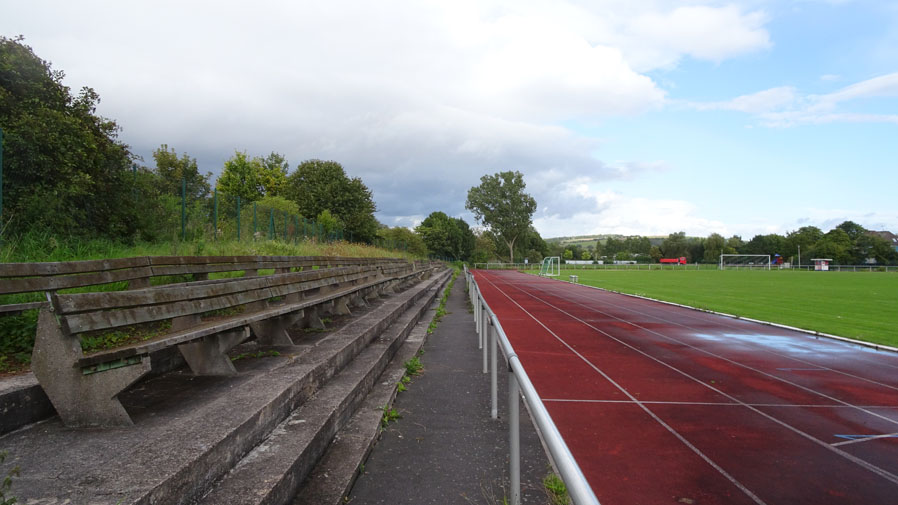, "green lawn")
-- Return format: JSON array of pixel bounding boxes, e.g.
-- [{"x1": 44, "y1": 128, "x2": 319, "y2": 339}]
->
[{"x1": 552, "y1": 269, "x2": 898, "y2": 348}]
